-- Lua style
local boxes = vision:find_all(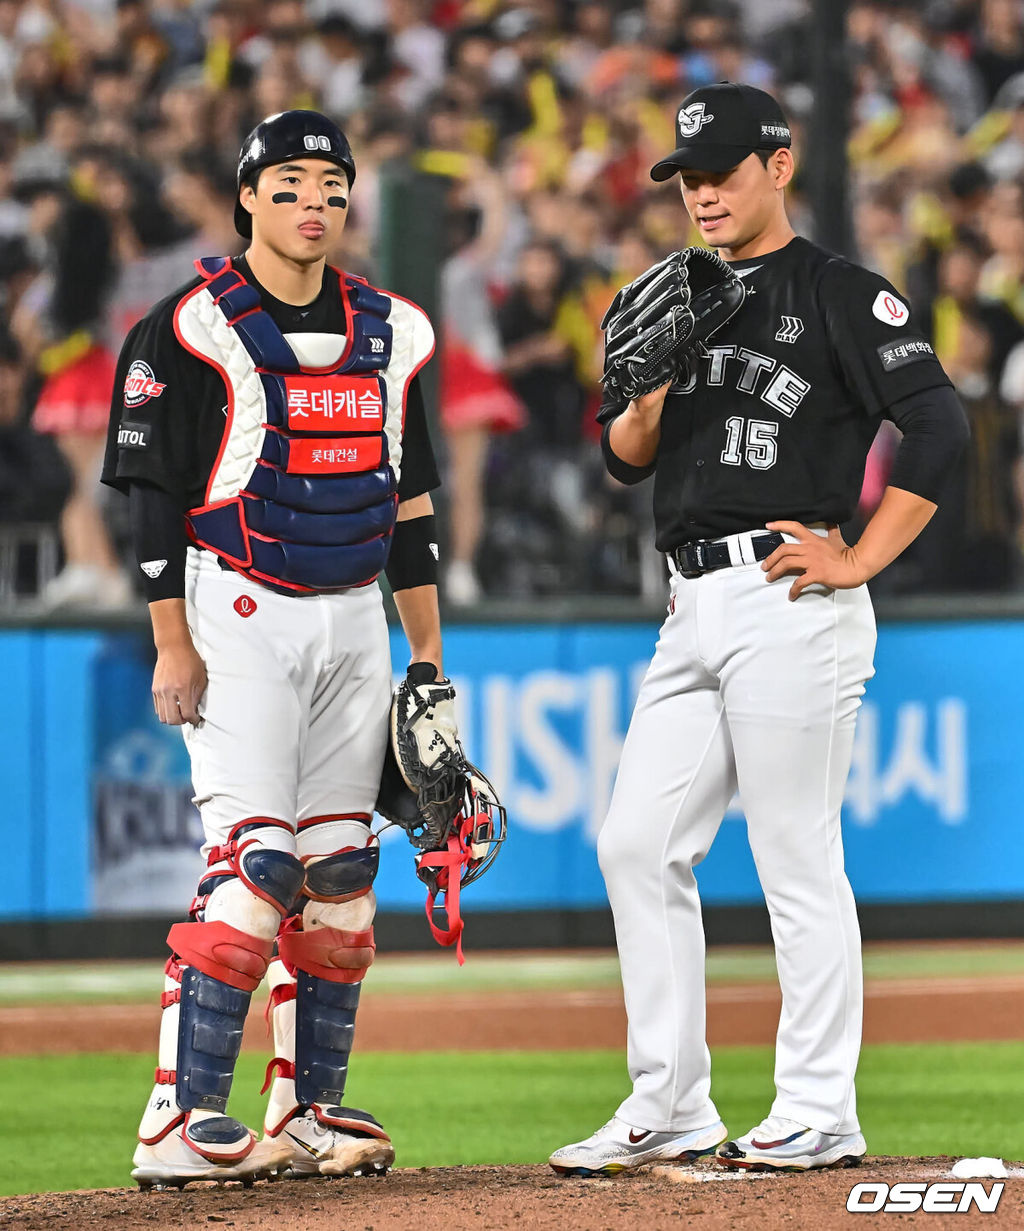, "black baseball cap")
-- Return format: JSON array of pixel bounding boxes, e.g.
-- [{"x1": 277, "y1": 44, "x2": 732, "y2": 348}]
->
[
  {"x1": 234, "y1": 110, "x2": 356, "y2": 238},
  {"x1": 650, "y1": 82, "x2": 791, "y2": 181}
]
